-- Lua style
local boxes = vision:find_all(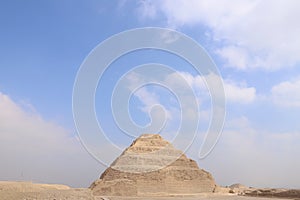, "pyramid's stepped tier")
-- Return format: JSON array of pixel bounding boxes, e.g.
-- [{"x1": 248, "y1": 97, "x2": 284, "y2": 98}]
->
[
  {"x1": 111, "y1": 154, "x2": 199, "y2": 172},
  {"x1": 91, "y1": 134, "x2": 217, "y2": 196}
]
